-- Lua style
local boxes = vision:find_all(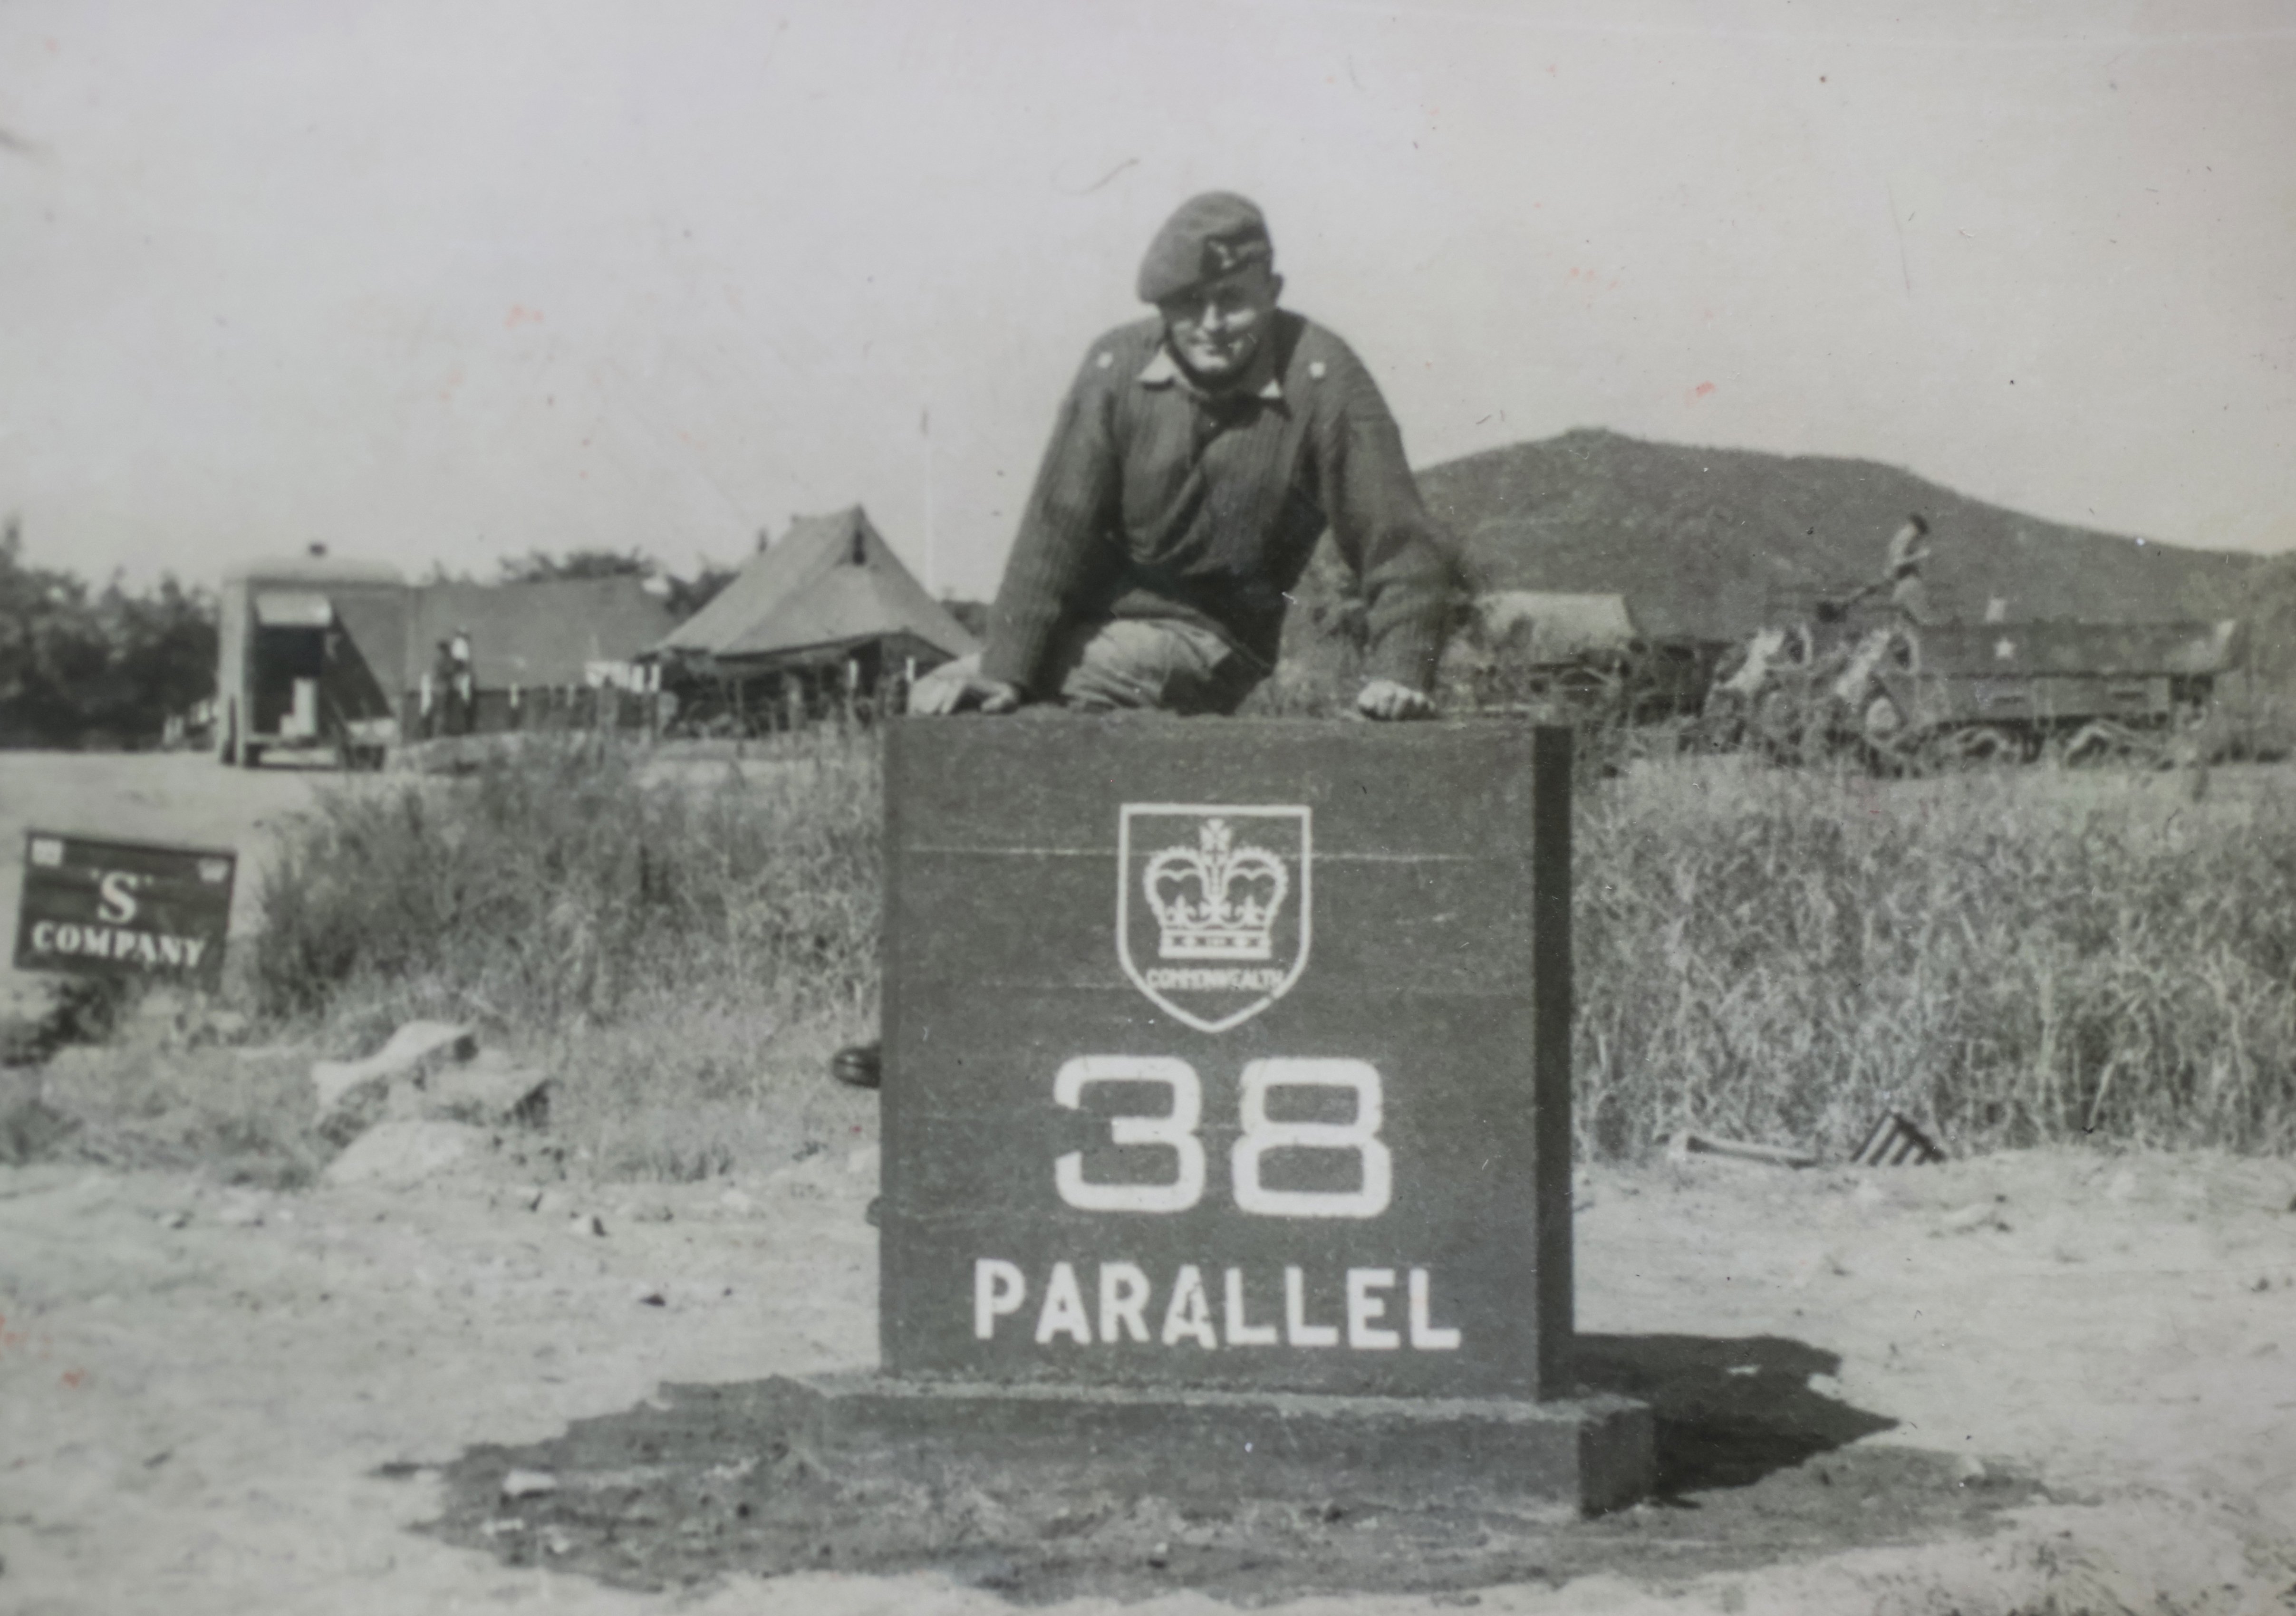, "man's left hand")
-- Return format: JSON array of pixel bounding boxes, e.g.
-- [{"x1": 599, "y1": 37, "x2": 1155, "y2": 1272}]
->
[{"x1": 1355, "y1": 679, "x2": 1435, "y2": 721}]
